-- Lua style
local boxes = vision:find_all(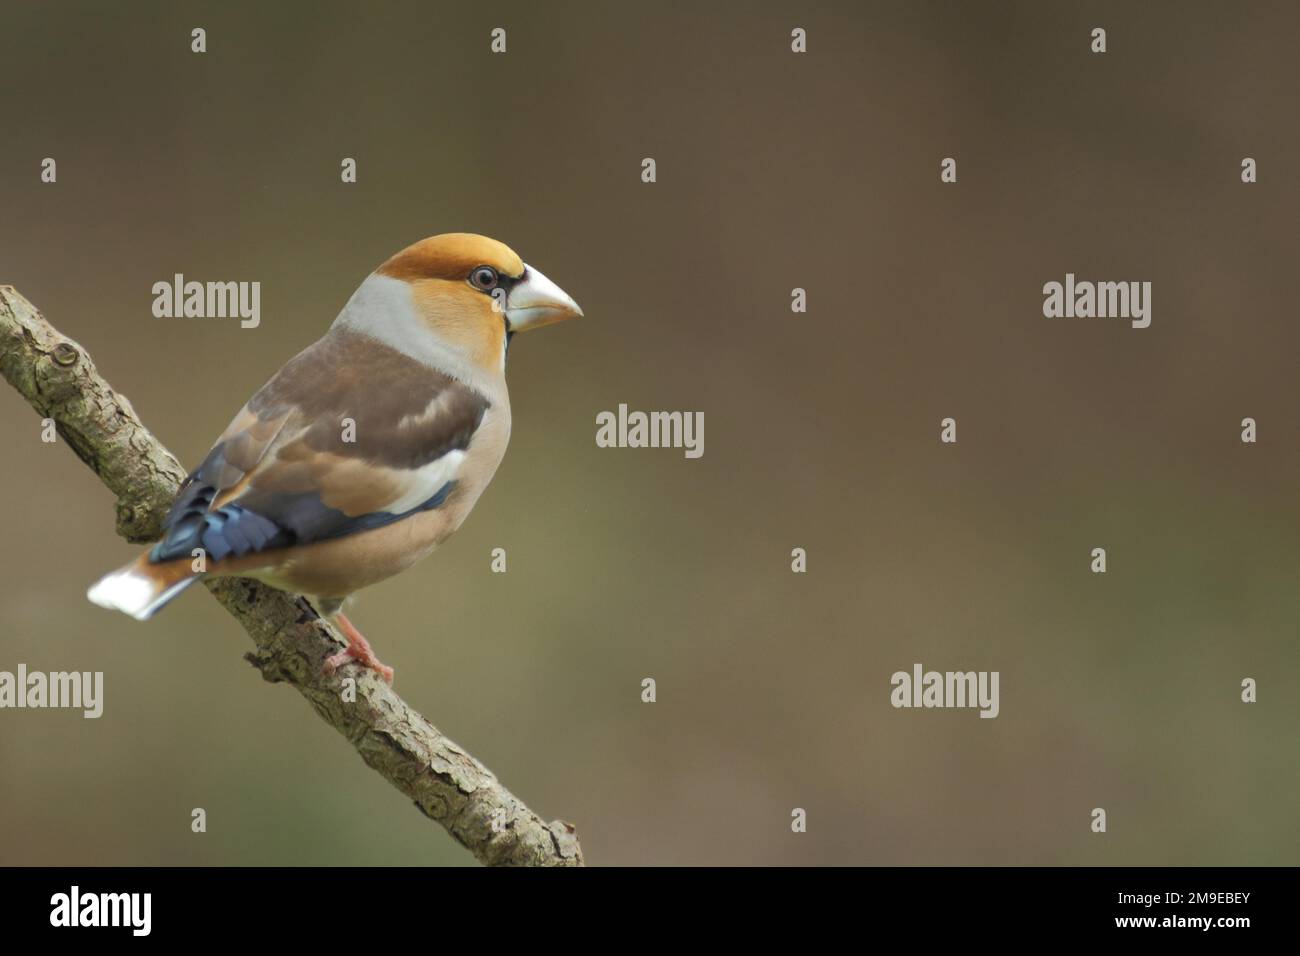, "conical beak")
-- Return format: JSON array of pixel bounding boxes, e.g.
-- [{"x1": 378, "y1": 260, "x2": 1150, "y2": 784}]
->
[{"x1": 505, "y1": 263, "x2": 583, "y2": 331}]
